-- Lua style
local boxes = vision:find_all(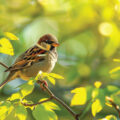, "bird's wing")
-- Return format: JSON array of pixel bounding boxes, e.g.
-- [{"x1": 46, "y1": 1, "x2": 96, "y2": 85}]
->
[{"x1": 5, "y1": 46, "x2": 47, "y2": 72}]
